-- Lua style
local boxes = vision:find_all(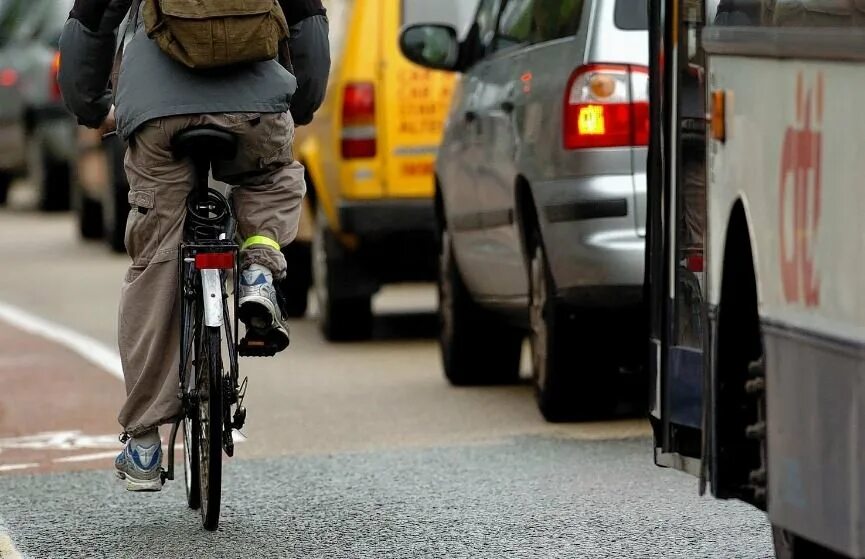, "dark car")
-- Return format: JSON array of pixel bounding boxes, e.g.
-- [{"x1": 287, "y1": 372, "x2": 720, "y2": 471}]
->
[{"x1": 0, "y1": 0, "x2": 77, "y2": 211}]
